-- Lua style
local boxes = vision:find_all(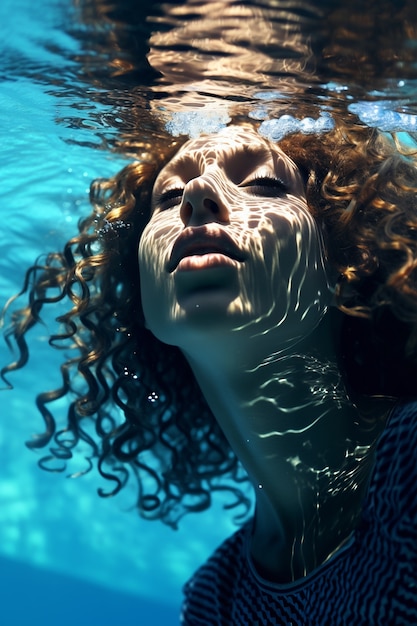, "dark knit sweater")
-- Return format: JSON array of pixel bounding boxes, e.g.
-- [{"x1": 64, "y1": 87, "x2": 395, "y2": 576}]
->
[{"x1": 181, "y1": 402, "x2": 417, "y2": 625}]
